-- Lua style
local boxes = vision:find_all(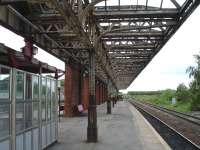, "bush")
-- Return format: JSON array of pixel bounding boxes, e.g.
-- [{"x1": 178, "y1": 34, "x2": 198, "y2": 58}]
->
[
  {"x1": 190, "y1": 91, "x2": 200, "y2": 110},
  {"x1": 175, "y1": 83, "x2": 191, "y2": 101},
  {"x1": 160, "y1": 89, "x2": 175, "y2": 101},
  {"x1": 127, "y1": 91, "x2": 162, "y2": 95}
]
